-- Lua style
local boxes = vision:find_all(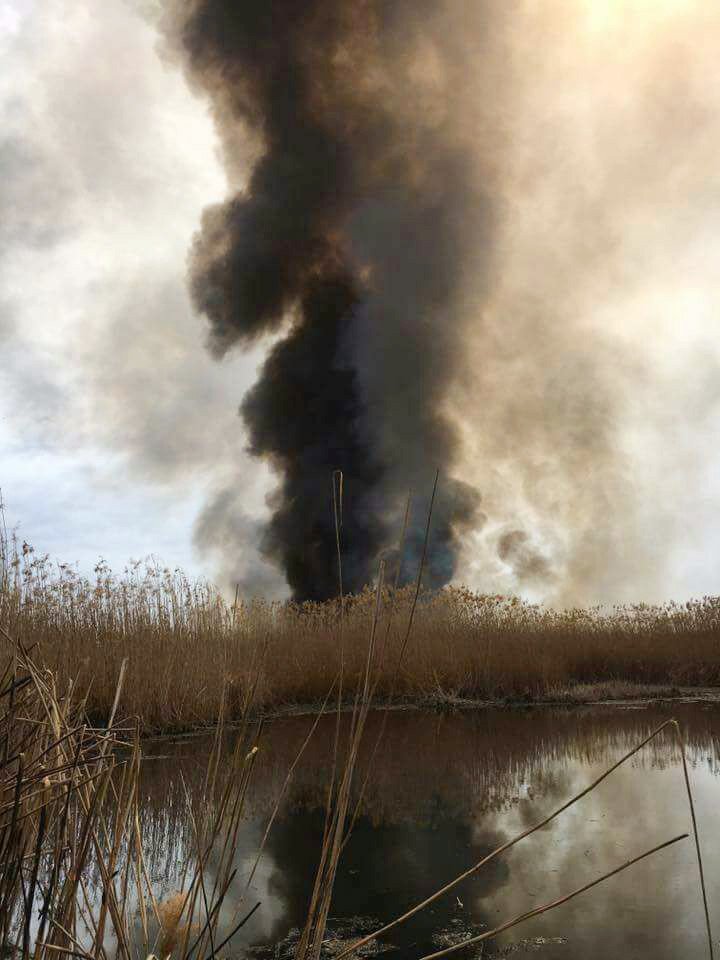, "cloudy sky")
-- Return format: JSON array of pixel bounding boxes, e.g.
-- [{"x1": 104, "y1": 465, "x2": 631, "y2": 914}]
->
[
  {"x1": 0, "y1": 0, "x2": 283, "y2": 593},
  {"x1": 2, "y1": 0, "x2": 720, "y2": 604}
]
